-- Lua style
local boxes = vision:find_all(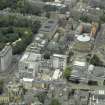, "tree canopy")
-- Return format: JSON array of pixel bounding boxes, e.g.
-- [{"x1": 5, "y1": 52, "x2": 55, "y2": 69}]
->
[
  {"x1": 0, "y1": 80, "x2": 4, "y2": 94},
  {"x1": 90, "y1": 54, "x2": 103, "y2": 66},
  {"x1": 0, "y1": 14, "x2": 41, "y2": 54},
  {"x1": 0, "y1": 0, "x2": 42, "y2": 15},
  {"x1": 49, "y1": 98, "x2": 61, "y2": 105},
  {"x1": 63, "y1": 67, "x2": 72, "y2": 79}
]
